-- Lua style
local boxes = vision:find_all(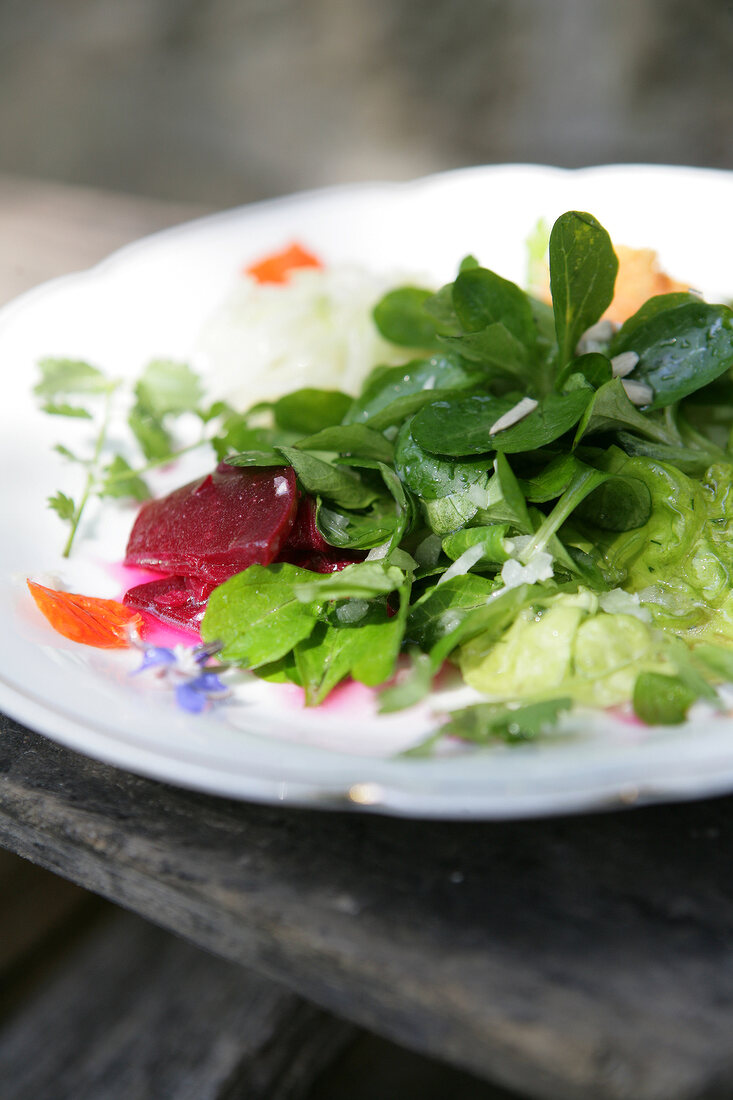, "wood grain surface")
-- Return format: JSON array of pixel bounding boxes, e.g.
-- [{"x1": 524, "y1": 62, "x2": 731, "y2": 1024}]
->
[
  {"x1": 2, "y1": 716, "x2": 733, "y2": 1100},
  {"x1": 3, "y1": 176, "x2": 733, "y2": 1100},
  {"x1": 0, "y1": 902, "x2": 353, "y2": 1100}
]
